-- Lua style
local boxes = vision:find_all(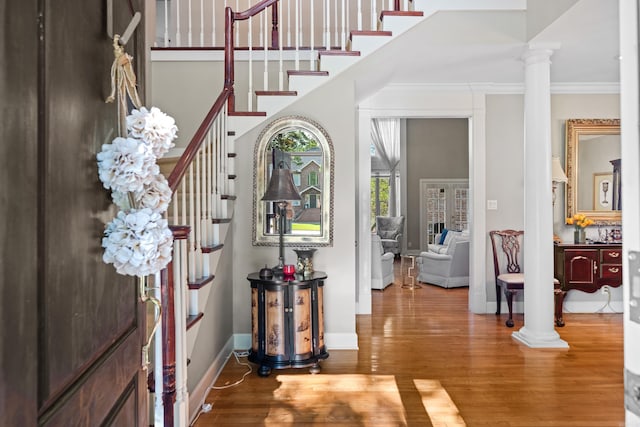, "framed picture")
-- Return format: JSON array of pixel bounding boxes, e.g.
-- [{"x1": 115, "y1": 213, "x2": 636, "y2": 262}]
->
[{"x1": 593, "y1": 173, "x2": 614, "y2": 211}]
